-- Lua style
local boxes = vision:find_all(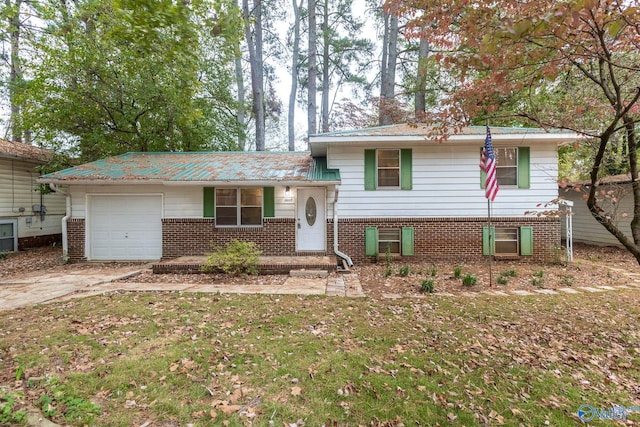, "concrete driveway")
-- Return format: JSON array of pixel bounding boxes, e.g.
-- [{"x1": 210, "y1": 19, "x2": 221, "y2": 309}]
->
[
  {"x1": 0, "y1": 265, "x2": 363, "y2": 311},
  {"x1": 0, "y1": 266, "x2": 147, "y2": 311}
]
